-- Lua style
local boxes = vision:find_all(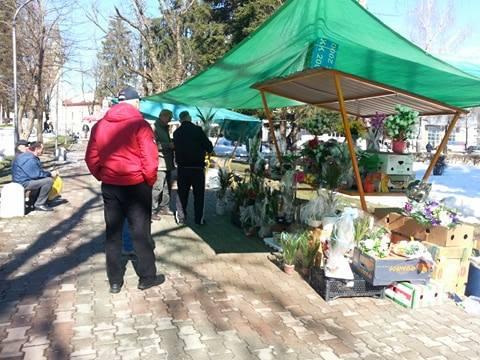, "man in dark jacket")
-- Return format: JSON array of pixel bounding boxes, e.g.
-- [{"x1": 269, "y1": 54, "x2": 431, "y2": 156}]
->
[
  {"x1": 12, "y1": 142, "x2": 58, "y2": 211},
  {"x1": 152, "y1": 109, "x2": 174, "y2": 220},
  {"x1": 85, "y1": 86, "x2": 162, "y2": 293},
  {"x1": 173, "y1": 111, "x2": 213, "y2": 225}
]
